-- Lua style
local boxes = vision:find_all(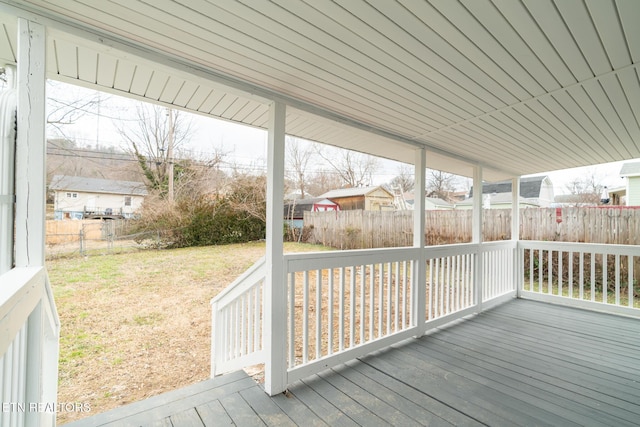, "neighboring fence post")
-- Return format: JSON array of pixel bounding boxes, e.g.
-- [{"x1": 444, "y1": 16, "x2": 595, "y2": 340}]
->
[{"x1": 79, "y1": 228, "x2": 85, "y2": 256}]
